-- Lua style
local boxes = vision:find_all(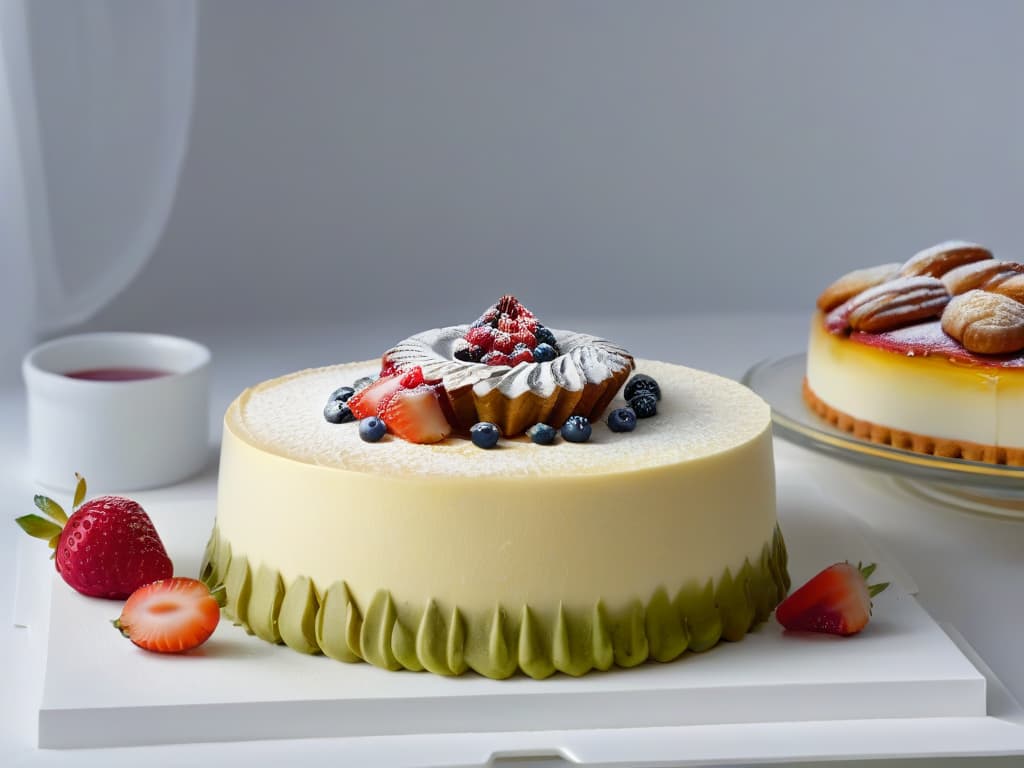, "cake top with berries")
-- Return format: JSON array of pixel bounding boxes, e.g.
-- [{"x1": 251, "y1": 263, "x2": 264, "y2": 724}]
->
[
  {"x1": 231, "y1": 359, "x2": 771, "y2": 478},
  {"x1": 382, "y1": 295, "x2": 634, "y2": 401}
]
